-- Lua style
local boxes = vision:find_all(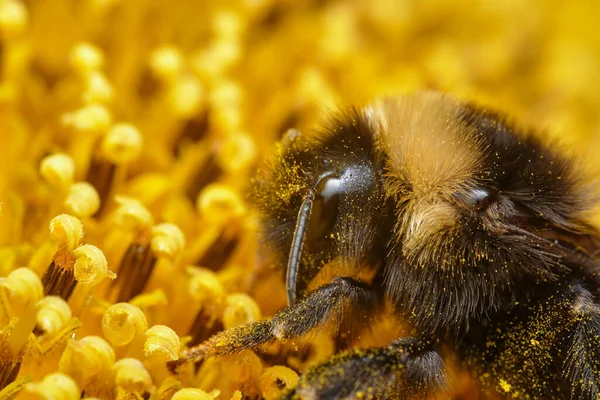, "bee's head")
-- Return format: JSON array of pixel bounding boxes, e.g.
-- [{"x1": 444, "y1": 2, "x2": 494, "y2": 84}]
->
[{"x1": 250, "y1": 113, "x2": 388, "y2": 304}]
